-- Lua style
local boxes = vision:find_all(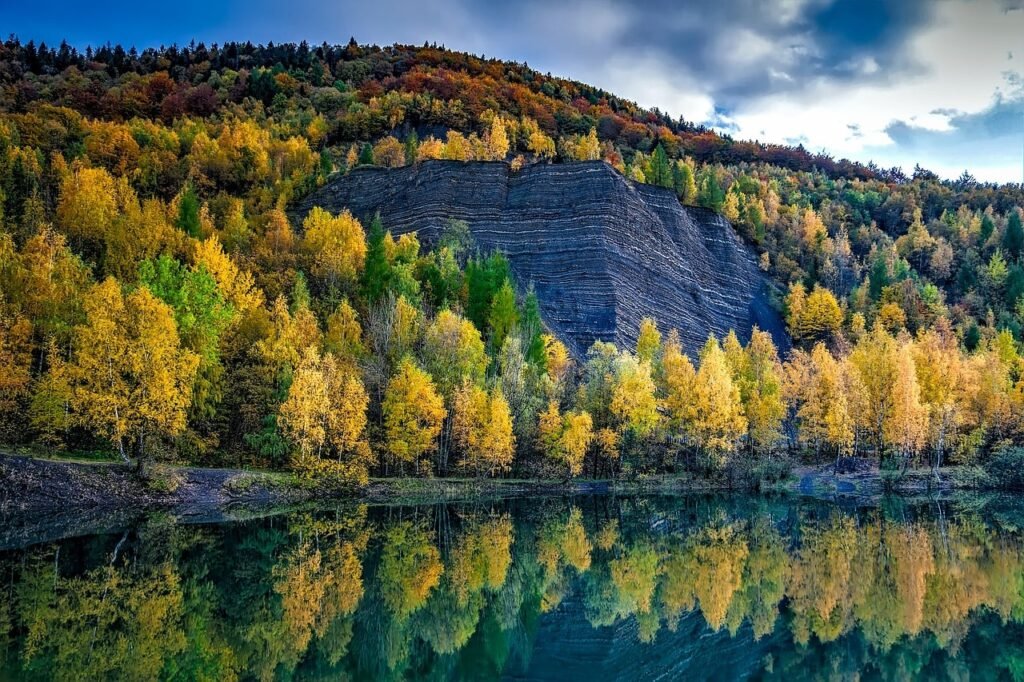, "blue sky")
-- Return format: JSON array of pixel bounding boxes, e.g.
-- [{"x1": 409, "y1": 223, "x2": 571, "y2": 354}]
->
[{"x1": 6, "y1": 0, "x2": 1024, "y2": 183}]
